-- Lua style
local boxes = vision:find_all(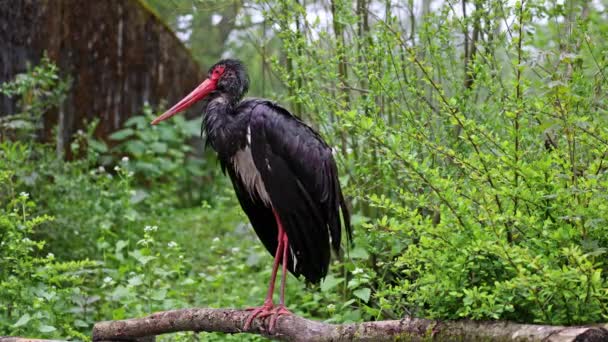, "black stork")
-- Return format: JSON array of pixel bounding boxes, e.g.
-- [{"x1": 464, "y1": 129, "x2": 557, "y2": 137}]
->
[{"x1": 151, "y1": 59, "x2": 352, "y2": 331}]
